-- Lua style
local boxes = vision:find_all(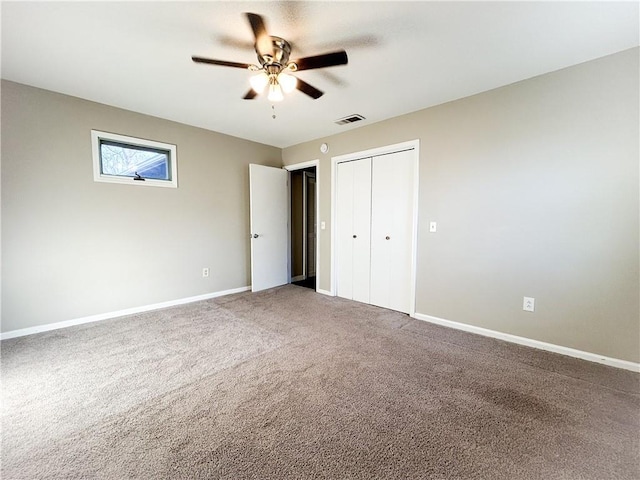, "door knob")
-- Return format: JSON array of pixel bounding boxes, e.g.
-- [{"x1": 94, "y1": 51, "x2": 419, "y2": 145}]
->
[
  {"x1": 252, "y1": 234, "x2": 259, "y2": 239},
  {"x1": 385, "y1": 236, "x2": 391, "y2": 240},
  {"x1": 353, "y1": 235, "x2": 357, "y2": 238}
]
